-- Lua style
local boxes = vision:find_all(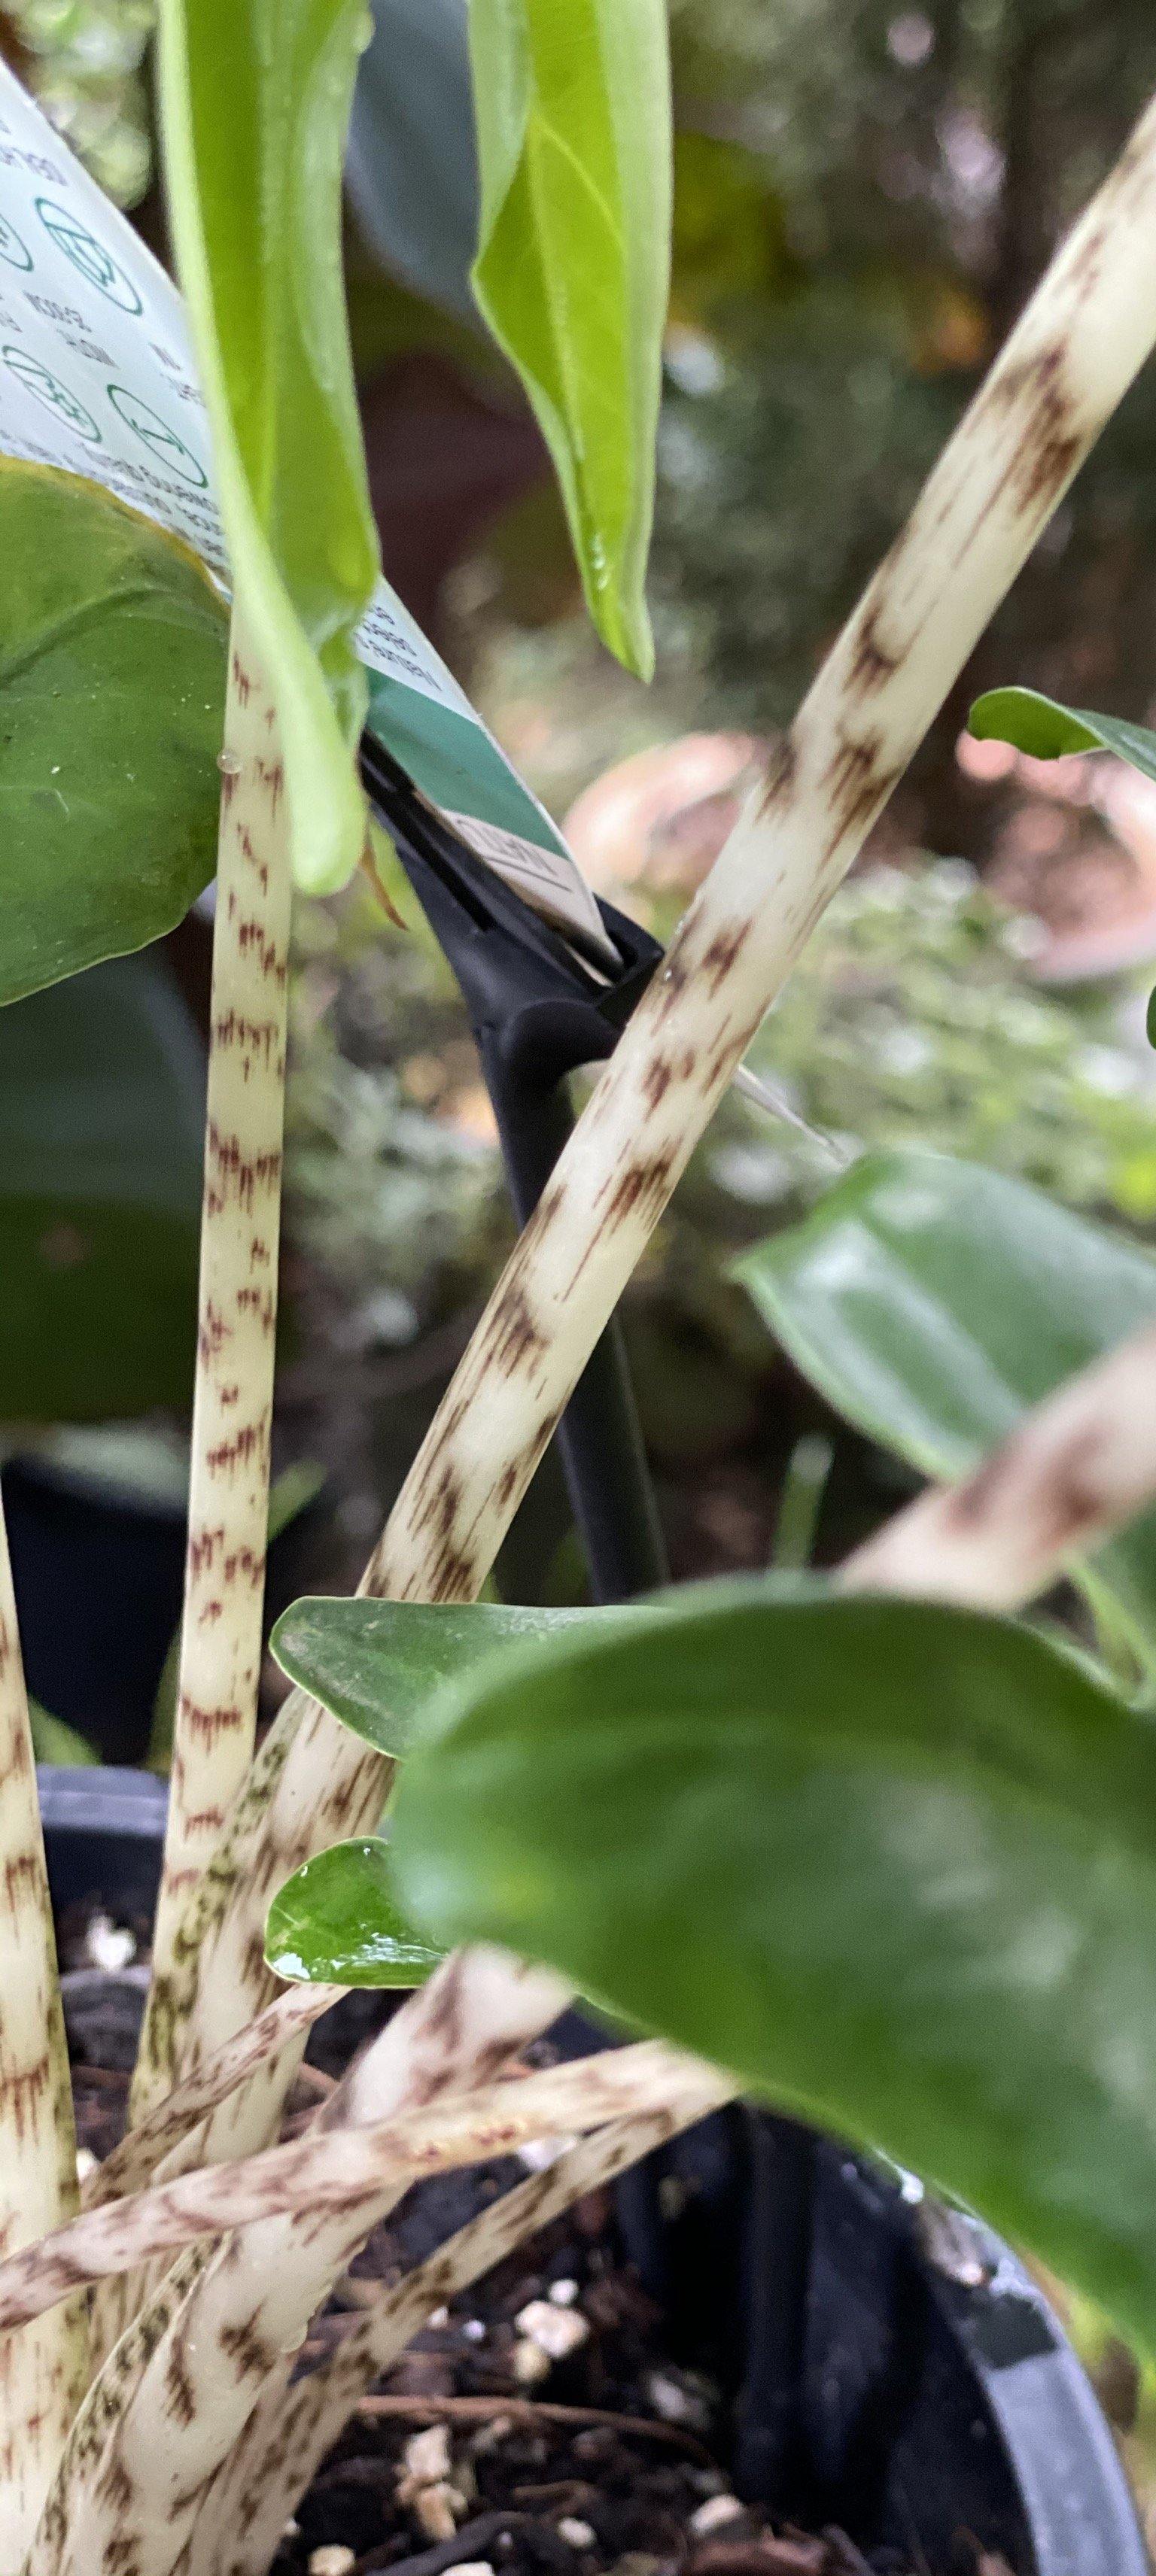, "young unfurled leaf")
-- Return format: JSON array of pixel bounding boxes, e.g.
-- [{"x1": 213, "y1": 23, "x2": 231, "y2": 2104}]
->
[
  {"x1": 969, "y1": 685, "x2": 1156, "y2": 782},
  {"x1": 0, "y1": 460, "x2": 227, "y2": 1003},
  {"x1": 735, "y1": 1150, "x2": 1156, "y2": 1673},
  {"x1": 270, "y1": 1593, "x2": 648, "y2": 1756},
  {"x1": 157, "y1": 0, "x2": 381, "y2": 893},
  {"x1": 391, "y1": 1574, "x2": 1156, "y2": 2357},
  {"x1": 266, "y1": 1837, "x2": 444, "y2": 1986},
  {"x1": 467, "y1": 0, "x2": 672, "y2": 677}
]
